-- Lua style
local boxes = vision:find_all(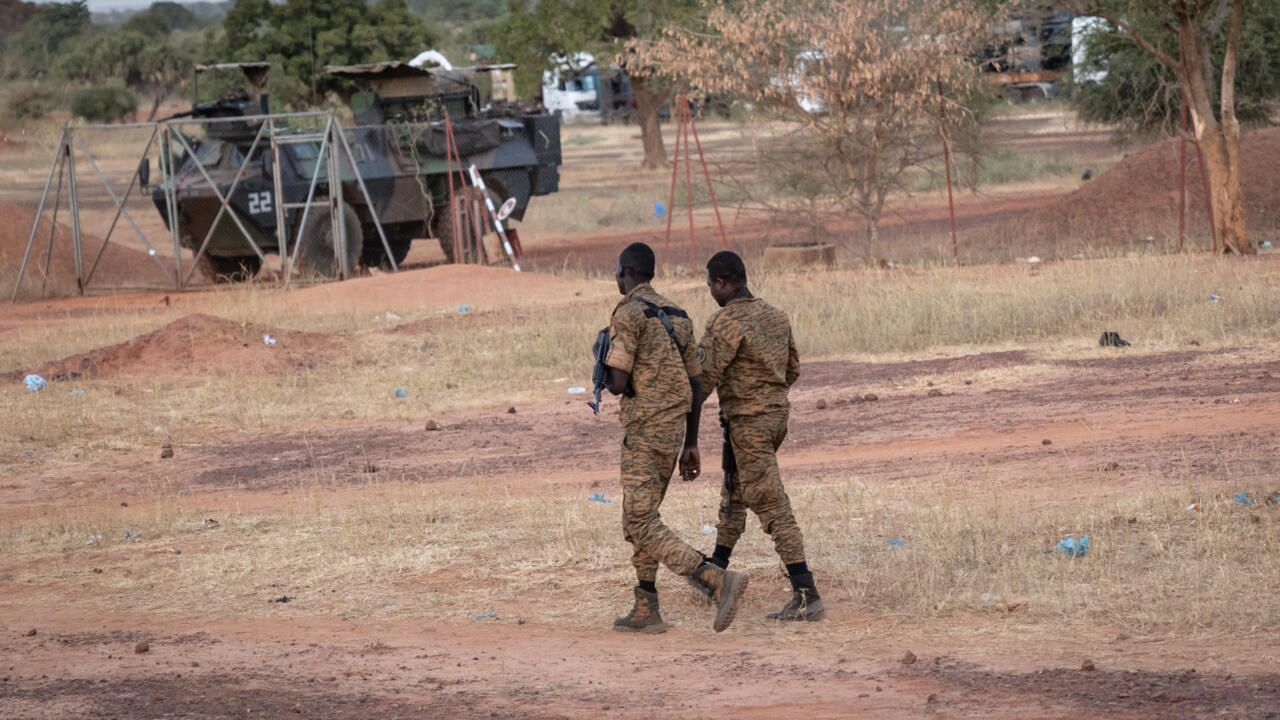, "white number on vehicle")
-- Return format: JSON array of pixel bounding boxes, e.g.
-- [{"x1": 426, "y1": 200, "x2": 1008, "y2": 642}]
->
[{"x1": 248, "y1": 191, "x2": 273, "y2": 214}]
